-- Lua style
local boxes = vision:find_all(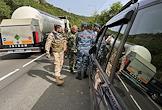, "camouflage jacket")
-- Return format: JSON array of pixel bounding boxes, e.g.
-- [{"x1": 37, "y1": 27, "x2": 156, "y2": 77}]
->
[
  {"x1": 67, "y1": 32, "x2": 77, "y2": 52},
  {"x1": 45, "y1": 31, "x2": 67, "y2": 53}
]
